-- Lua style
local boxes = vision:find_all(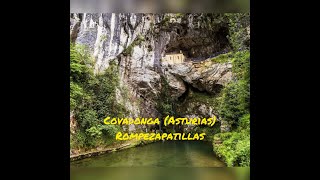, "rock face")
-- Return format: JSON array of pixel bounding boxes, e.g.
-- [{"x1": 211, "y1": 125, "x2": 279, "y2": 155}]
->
[
  {"x1": 164, "y1": 72, "x2": 186, "y2": 98},
  {"x1": 220, "y1": 120, "x2": 231, "y2": 133},
  {"x1": 167, "y1": 60, "x2": 232, "y2": 95},
  {"x1": 70, "y1": 13, "x2": 242, "y2": 132},
  {"x1": 70, "y1": 111, "x2": 77, "y2": 134}
]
